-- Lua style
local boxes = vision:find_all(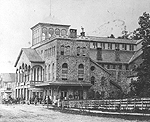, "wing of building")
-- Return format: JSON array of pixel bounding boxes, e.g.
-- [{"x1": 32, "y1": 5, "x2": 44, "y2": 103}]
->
[{"x1": 14, "y1": 21, "x2": 142, "y2": 102}]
